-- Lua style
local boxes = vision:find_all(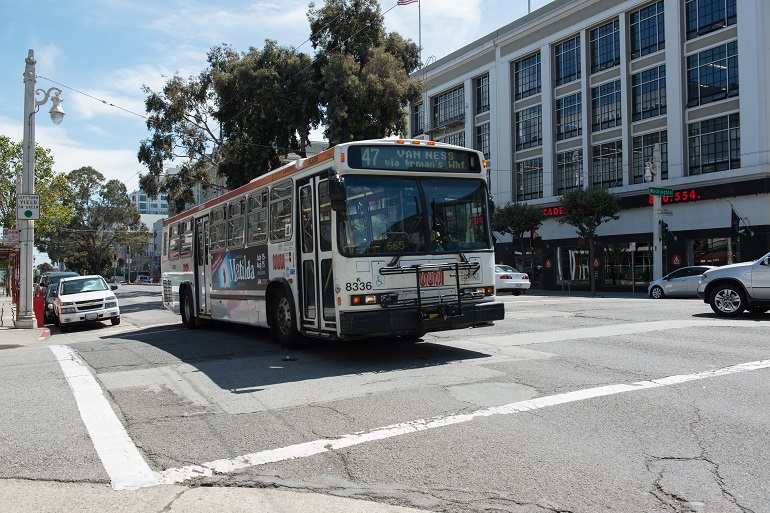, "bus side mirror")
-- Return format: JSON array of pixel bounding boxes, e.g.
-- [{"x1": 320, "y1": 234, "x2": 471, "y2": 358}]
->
[{"x1": 329, "y1": 174, "x2": 346, "y2": 212}]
